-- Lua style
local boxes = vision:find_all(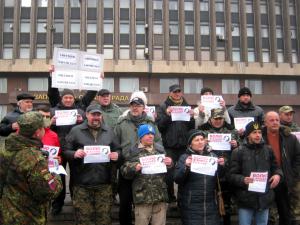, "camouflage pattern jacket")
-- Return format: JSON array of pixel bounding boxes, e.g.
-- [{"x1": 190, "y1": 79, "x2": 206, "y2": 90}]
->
[
  {"x1": 0, "y1": 133, "x2": 62, "y2": 225},
  {"x1": 121, "y1": 143, "x2": 169, "y2": 205},
  {"x1": 281, "y1": 121, "x2": 300, "y2": 132}
]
